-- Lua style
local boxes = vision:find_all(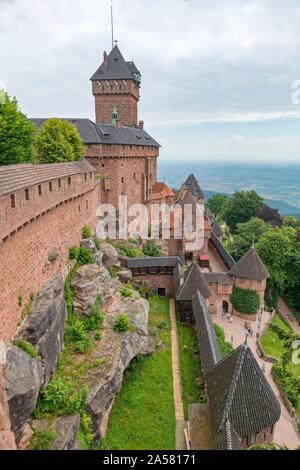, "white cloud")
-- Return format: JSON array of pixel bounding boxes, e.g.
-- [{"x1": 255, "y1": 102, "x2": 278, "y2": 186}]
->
[{"x1": 1, "y1": 0, "x2": 300, "y2": 161}]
